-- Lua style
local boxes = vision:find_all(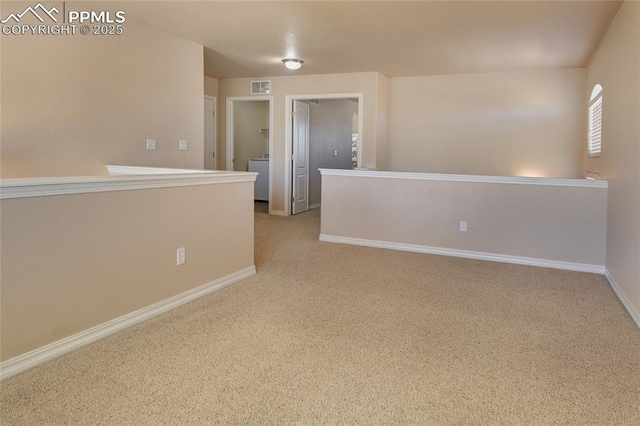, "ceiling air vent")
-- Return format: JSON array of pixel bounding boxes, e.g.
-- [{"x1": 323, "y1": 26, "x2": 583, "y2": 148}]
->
[{"x1": 251, "y1": 80, "x2": 271, "y2": 95}]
